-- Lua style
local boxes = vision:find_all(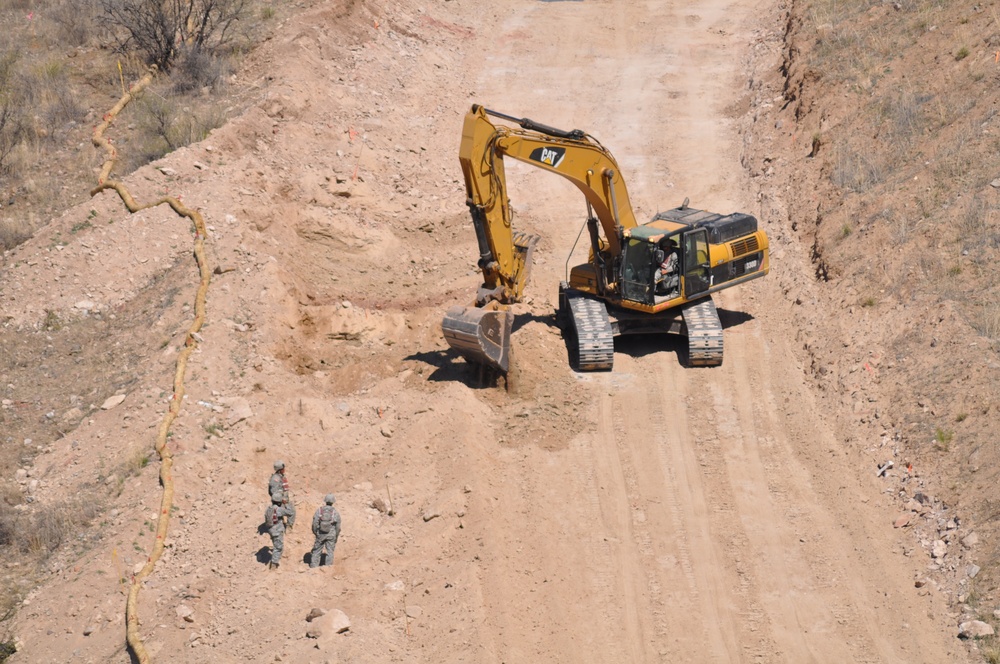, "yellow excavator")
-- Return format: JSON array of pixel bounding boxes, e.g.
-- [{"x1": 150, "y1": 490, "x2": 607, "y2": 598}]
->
[{"x1": 442, "y1": 105, "x2": 769, "y2": 373}]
